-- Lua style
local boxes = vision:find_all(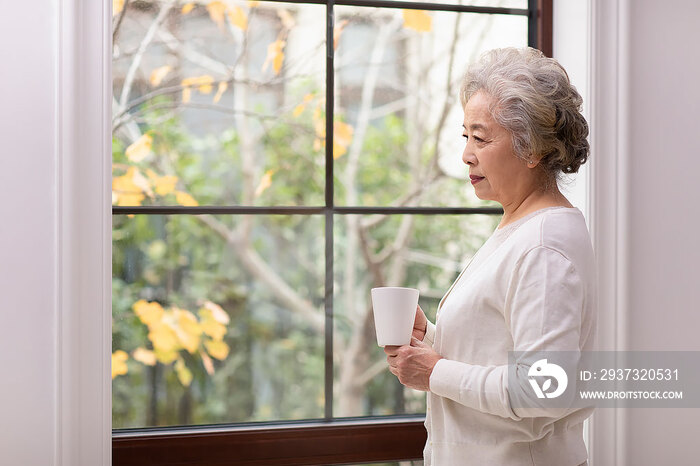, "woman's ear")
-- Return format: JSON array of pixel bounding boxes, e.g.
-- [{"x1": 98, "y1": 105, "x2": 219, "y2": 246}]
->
[{"x1": 526, "y1": 154, "x2": 543, "y2": 168}]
